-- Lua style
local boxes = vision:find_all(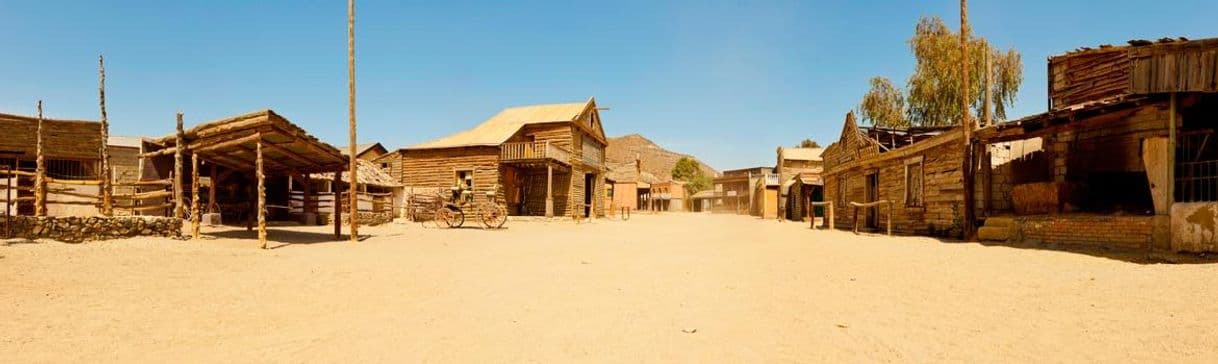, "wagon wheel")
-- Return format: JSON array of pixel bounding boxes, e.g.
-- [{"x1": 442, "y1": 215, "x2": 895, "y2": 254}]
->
[
  {"x1": 435, "y1": 206, "x2": 465, "y2": 228},
  {"x1": 479, "y1": 203, "x2": 508, "y2": 229}
]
